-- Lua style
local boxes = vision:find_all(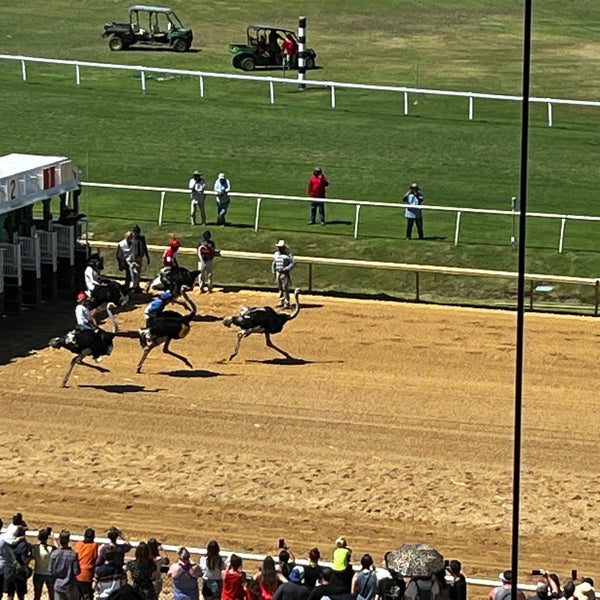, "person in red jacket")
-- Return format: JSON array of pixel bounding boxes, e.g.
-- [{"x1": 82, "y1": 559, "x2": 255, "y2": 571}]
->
[
  {"x1": 281, "y1": 33, "x2": 298, "y2": 69},
  {"x1": 307, "y1": 166, "x2": 329, "y2": 225}
]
